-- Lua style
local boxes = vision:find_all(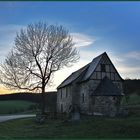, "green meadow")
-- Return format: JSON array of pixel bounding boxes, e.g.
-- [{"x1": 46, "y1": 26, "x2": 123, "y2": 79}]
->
[
  {"x1": 0, "y1": 100, "x2": 36, "y2": 114},
  {"x1": 126, "y1": 93, "x2": 140, "y2": 105},
  {"x1": 0, "y1": 94, "x2": 139, "y2": 139},
  {"x1": 0, "y1": 115, "x2": 140, "y2": 139}
]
